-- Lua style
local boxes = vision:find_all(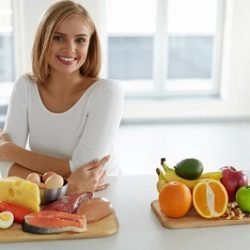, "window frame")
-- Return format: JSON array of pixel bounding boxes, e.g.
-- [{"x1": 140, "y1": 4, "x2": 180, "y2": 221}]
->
[
  {"x1": 0, "y1": 0, "x2": 14, "y2": 108},
  {"x1": 105, "y1": 0, "x2": 226, "y2": 99}
]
